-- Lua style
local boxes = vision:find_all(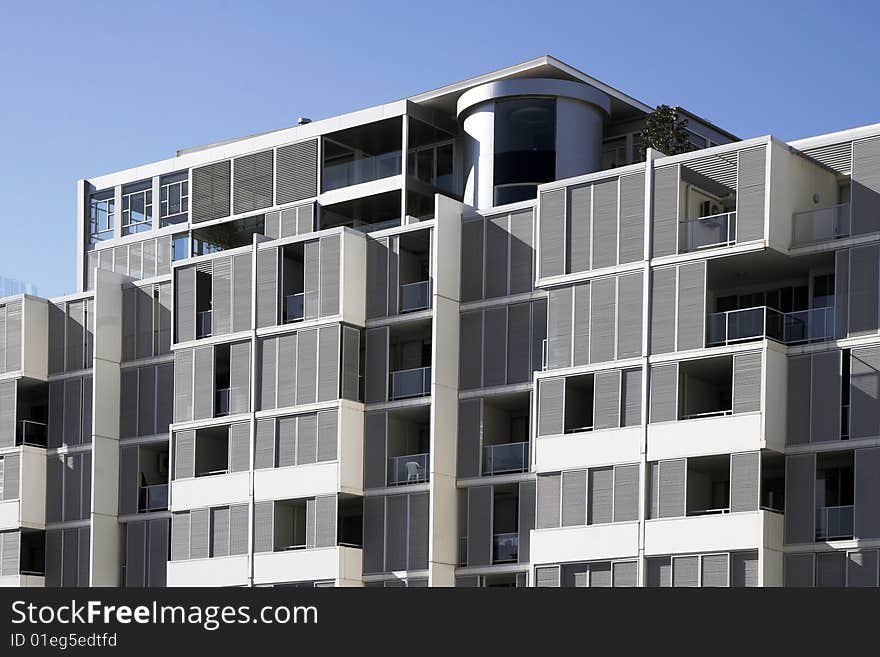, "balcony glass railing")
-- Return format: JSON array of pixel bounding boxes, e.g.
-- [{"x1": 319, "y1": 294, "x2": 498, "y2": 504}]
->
[
  {"x1": 215, "y1": 388, "x2": 231, "y2": 417},
  {"x1": 138, "y1": 484, "x2": 168, "y2": 512},
  {"x1": 683, "y1": 211, "x2": 736, "y2": 251},
  {"x1": 482, "y1": 442, "x2": 529, "y2": 476},
  {"x1": 783, "y1": 307, "x2": 835, "y2": 344},
  {"x1": 792, "y1": 204, "x2": 850, "y2": 246},
  {"x1": 15, "y1": 420, "x2": 47, "y2": 447},
  {"x1": 197, "y1": 310, "x2": 213, "y2": 338},
  {"x1": 322, "y1": 150, "x2": 402, "y2": 192},
  {"x1": 816, "y1": 505, "x2": 854, "y2": 540},
  {"x1": 388, "y1": 453, "x2": 430, "y2": 485},
  {"x1": 284, "y1": 293, "x2": 305, "y2": 323},
  {"x1": 707, "y1": 305, "x2": 834, "y2": 346},
  {"x1": 399, "y1": 281, "x2": 431, "y2": 313},
  {"x1": 391, "y1": 366, "x2": 431, "y2": 400},
  {"x1": 492, "y1": 533, "x2": 519, "y2": 564}
]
